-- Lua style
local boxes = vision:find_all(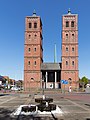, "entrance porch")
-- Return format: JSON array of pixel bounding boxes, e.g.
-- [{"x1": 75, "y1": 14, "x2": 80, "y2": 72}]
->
[{"x1": 41, "y1": 63, "x2": 61, "y2": 89}]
